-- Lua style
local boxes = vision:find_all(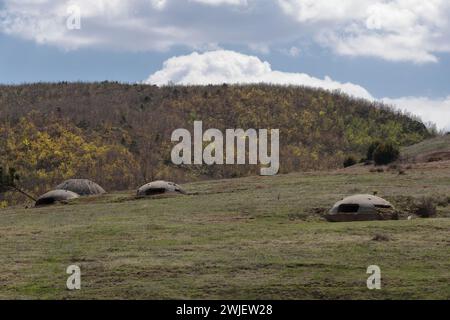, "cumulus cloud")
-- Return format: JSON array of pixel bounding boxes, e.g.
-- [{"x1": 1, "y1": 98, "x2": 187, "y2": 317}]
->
[
  {"x1": 145, "y1": 50, "x2": 450, "y2": 130},
  {"x1": 144, "y1": 50, "x2": 374, "y2": 99},
  {"x1": 1, "y1": 0, "x2": 449, "y2": 63}
]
